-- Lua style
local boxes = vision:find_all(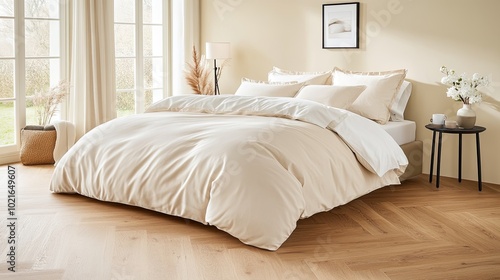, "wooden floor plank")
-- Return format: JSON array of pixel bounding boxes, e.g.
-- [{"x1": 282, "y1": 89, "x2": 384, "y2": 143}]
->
[
  {"x1": 364, "y1": 201, "x2": 436, "y2": 241},
  {"x1": 308, "y1": 261, "x2": 391, "y2": 280},
  {"x1": 383, "y1": 253, "x2": 500, "y2": 280}
]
